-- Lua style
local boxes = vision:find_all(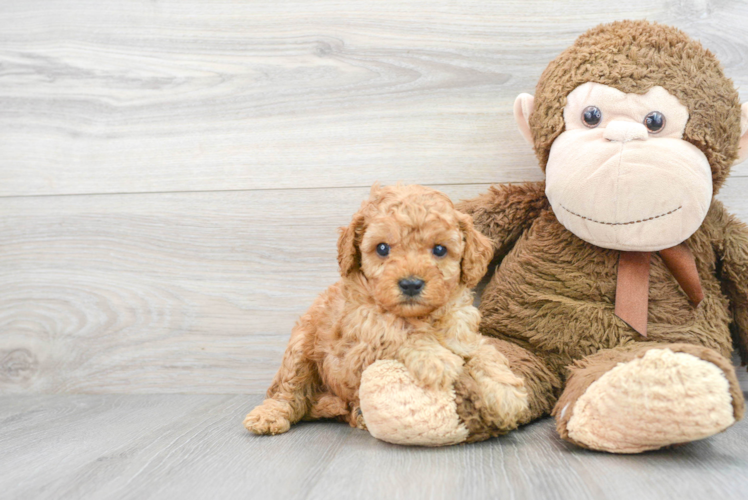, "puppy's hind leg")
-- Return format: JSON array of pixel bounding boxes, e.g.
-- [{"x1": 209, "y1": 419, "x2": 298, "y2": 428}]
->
[{"x1": 244, "y1": 319, "x2": 320, "y2": 435}]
